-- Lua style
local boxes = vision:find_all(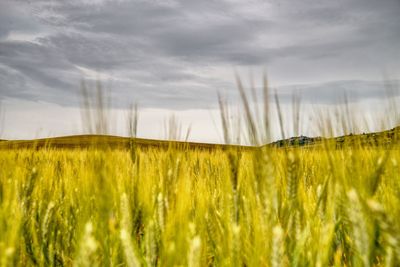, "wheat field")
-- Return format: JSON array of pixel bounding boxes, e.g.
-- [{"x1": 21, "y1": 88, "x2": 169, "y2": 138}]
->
[{"x1": 0, "y1": 142, "x2": 400, "y2": 266}]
